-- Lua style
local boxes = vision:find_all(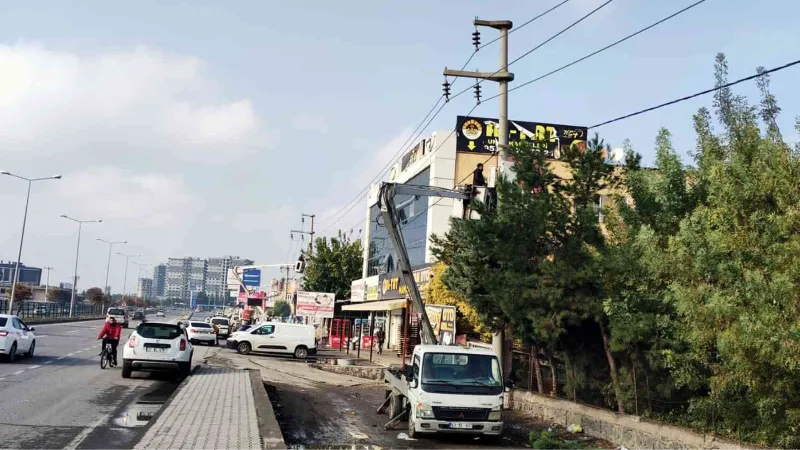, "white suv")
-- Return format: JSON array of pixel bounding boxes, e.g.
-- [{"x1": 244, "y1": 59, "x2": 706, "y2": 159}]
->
[
  {"x1": 209, "y1": 317, "x2": 231, "y2": 339},
  {"x1": 122, "y1": 321, "x2": 193, "y2": 378}
]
